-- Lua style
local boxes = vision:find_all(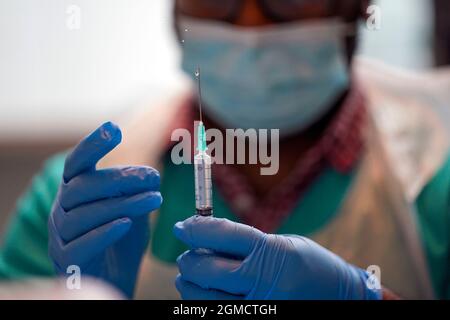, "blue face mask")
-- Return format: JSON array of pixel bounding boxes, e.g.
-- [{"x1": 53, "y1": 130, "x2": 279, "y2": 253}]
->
[{"x1": 180, "y1": 17, "x2": 351, "y2": 136}]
